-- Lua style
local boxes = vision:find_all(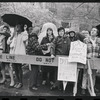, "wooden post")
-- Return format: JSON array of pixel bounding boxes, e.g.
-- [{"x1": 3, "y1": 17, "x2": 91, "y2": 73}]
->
[
  {"x1": 87, "y1": 59, "x2": 96, "y2": 96},
  {"x1": 73, "y1": 69, "x2": 80, "y2": 96}
]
